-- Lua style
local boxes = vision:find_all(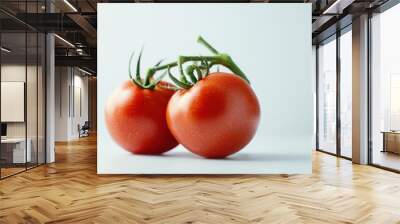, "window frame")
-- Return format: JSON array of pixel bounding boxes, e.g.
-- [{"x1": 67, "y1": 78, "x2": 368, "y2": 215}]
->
[{"x1": 315, "y1": 24, "x2": 353, "y2": 161}]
